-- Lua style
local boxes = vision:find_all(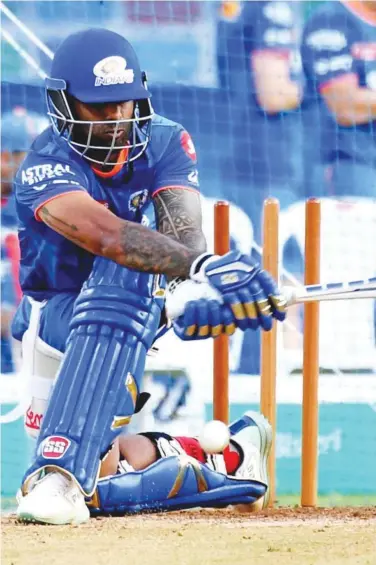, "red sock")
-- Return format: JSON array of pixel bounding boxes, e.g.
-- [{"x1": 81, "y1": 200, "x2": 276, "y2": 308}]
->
[
  {"x1": 174, "y1": 436, "x2": 206, "y2": 463},
  {"x1": 223, "y1": 444, "x2": 240, "y2": 474},
  {"x1": 174, "y1": 436, "x2": 240, "y2": 474}
]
